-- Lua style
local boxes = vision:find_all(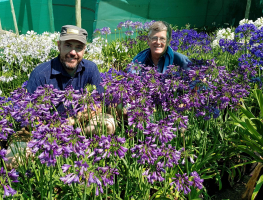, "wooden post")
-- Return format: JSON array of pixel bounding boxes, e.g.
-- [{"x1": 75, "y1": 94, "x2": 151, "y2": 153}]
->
[
  {"x1": 48, "y1": 0, "x2": 55, "y2": 32},
  {"x1": 10, "y1": 0, "x2": 19, "y2": 34},
  {"x1": 75, "y1": 0, "x2": 81, "y2": 27},
  {"x1": 245, "y1": 0, "x2": 252, "y2": 19}
]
